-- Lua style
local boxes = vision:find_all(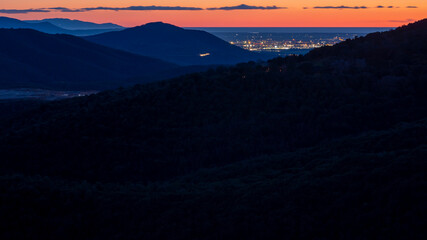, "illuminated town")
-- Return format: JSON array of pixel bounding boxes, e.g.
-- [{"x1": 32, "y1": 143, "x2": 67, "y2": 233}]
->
[{"x1": 212, "y1": 32, "x2": 362, "y2": 55}]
